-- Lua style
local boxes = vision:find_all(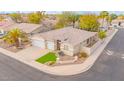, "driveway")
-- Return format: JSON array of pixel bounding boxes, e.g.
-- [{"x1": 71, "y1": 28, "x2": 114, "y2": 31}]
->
[
  {"x1": 16, "y1": 46, "x2": 50, "y2": 61},
  {"x1": 0, "y1": 28, "x2": 124, "y2": 80}
]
